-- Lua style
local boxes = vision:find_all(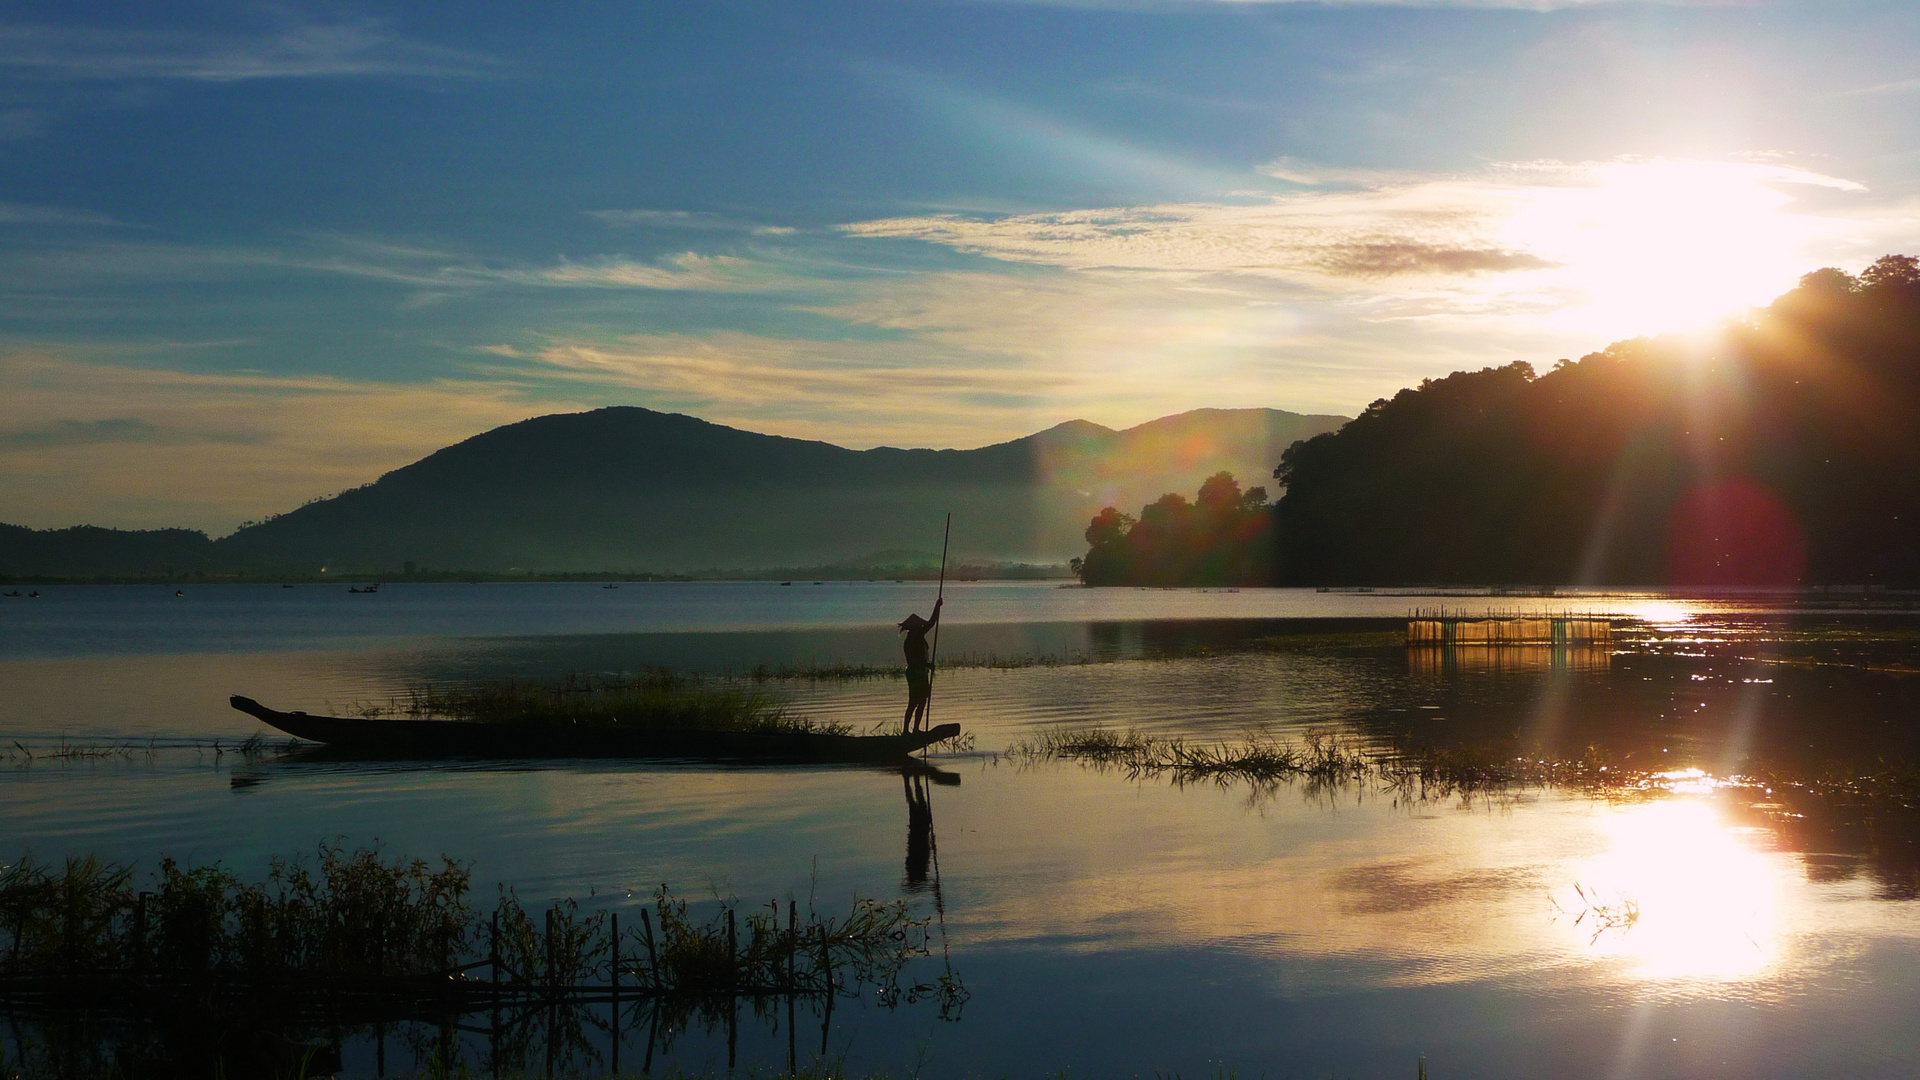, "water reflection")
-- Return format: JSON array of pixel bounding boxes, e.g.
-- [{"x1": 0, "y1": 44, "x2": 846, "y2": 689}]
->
[
  {"x1": 10, "y1": 594, "x2": 1920, "y2": 1077},
  {"x1": 1408, "y1": 644, "x2": 1612, "y2": 675},
  {"x1": 1560, "y1": 799, "x2": 1782, "y2": 982}
]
